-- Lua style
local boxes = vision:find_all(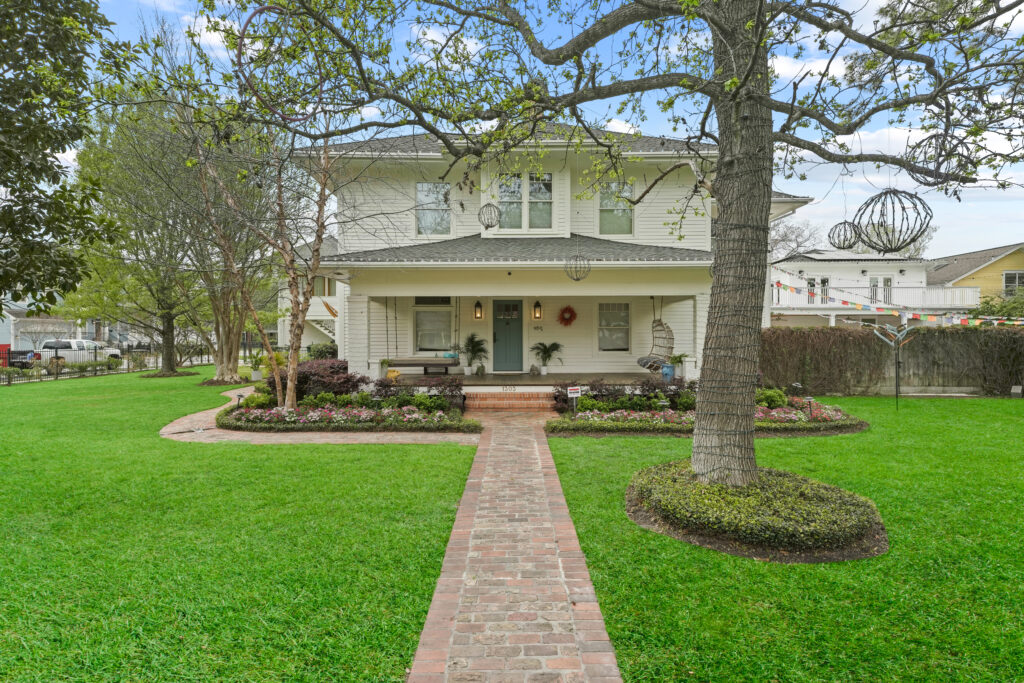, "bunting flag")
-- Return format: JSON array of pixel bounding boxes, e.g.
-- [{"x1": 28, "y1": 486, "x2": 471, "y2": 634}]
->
[{"x1": 772, "y1": 281, "x2": 1024, "y2": 326}]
